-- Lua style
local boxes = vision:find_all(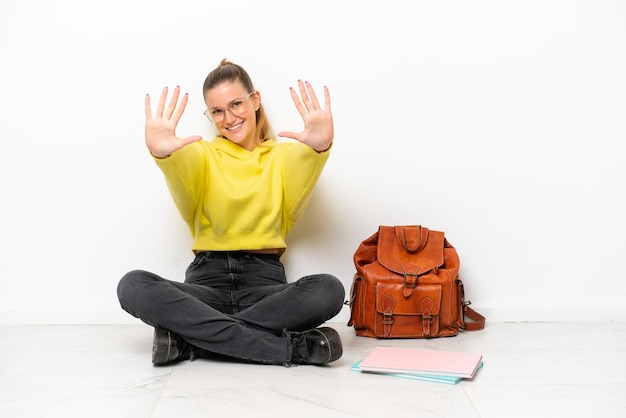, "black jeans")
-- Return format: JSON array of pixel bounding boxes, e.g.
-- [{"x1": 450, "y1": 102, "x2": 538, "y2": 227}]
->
[{"x1": 117, "y1": 251, "x2": 345, "y2": 365}]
